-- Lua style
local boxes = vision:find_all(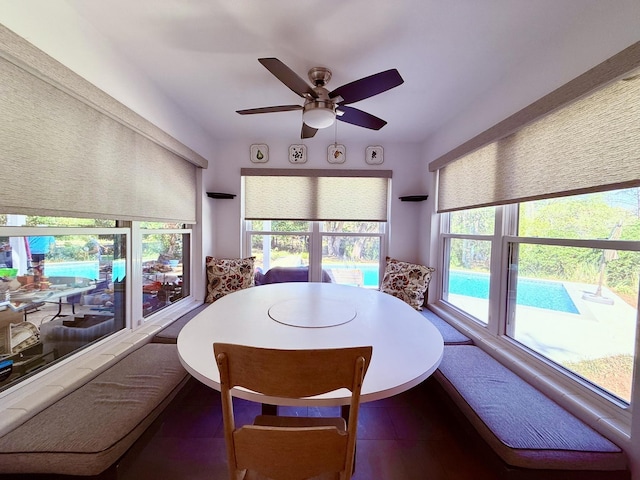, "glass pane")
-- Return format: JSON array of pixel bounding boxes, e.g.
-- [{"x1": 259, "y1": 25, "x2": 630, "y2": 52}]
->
[
  {"x1": 249, "y1": 234, "x2": 309, "y2": 273},
  {"x1": 142, "y1": 233, "x2": 189, "y2": 317},
  {"x1": 321, "y1": 235, "x2": 381, "y2": 288},
  {"x1": 449, "y1": 207, "x2": 495, "y2": 235},
  {"x1": 508, "y1": 243, "x2": 639, "y2": 403},
  {"x1": 444, "y1": 238, "x2": 491, "y2": 323},
  {"x1": 0, "y1": 214, "x2": 115, "y2": 228},
  {"x1": 519, "y1": 188, "x2": 640, "y2": 240},
  {"x1": 140, "y1": 222, "x2": 186, "y2": 229},
  {"x1": 246, "y1": 220, "x2": 311, "y2": 232},
  {"x1": 322, "y1": 221, "x2": 383, "y2": 233},
  {"x1": 0, "y1": 233, "x2": 126, "y2": 391}
]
